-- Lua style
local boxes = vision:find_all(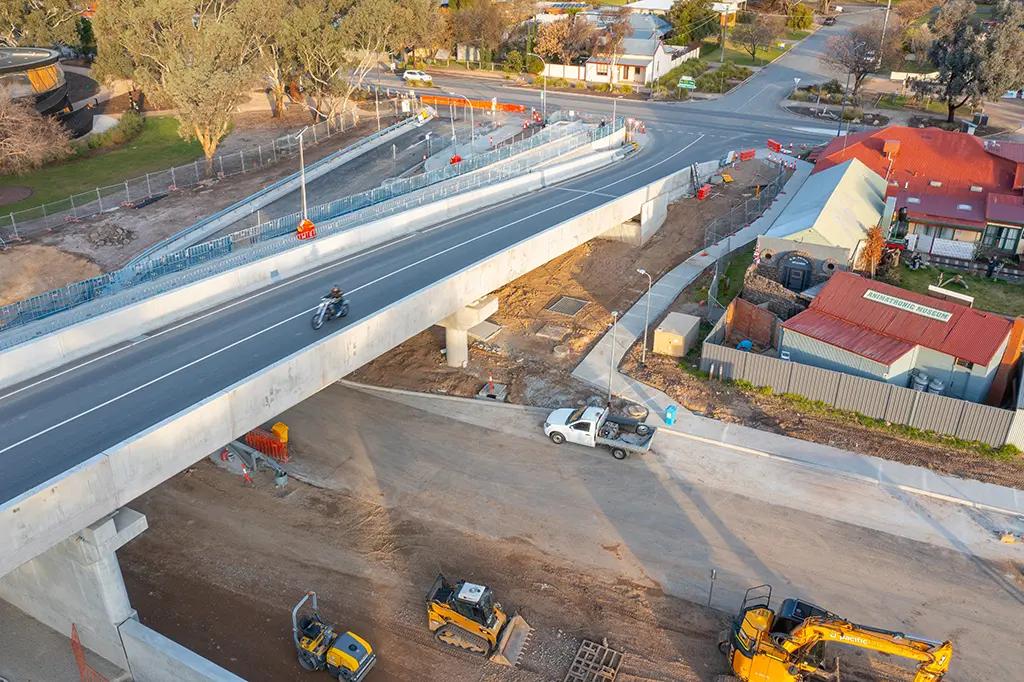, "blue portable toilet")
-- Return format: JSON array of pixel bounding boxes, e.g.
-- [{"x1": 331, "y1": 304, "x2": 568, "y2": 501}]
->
[
  {"x1": 664, "y1": 404, "x2": 678, "y2": 426},
  {"x1": 736, "y1": 339, "x2": 753, "y2": 352}
]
